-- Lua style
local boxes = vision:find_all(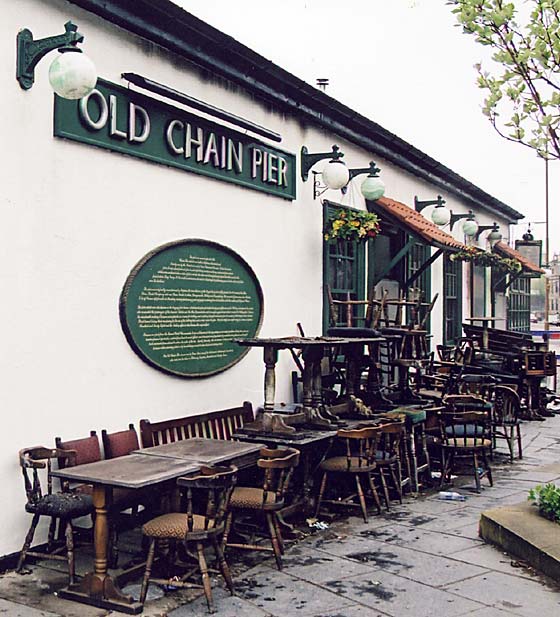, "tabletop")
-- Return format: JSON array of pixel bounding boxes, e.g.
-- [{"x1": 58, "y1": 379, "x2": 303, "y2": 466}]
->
[
  {"x1": 236, "y1": 336, "x2": 385, "y2": 350},
  {"x1": 51, "y1": 454, "x2": 200, "y2": 489},
  {"x1": 233, "y1": 428, "x2": 337, "y2": 447},
  {"x1": 465, "y1": 317, "x2": 505, "y2": 322},
  {"x1": 133, "y1": 437, "x2": 263, "y2": 465}
]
